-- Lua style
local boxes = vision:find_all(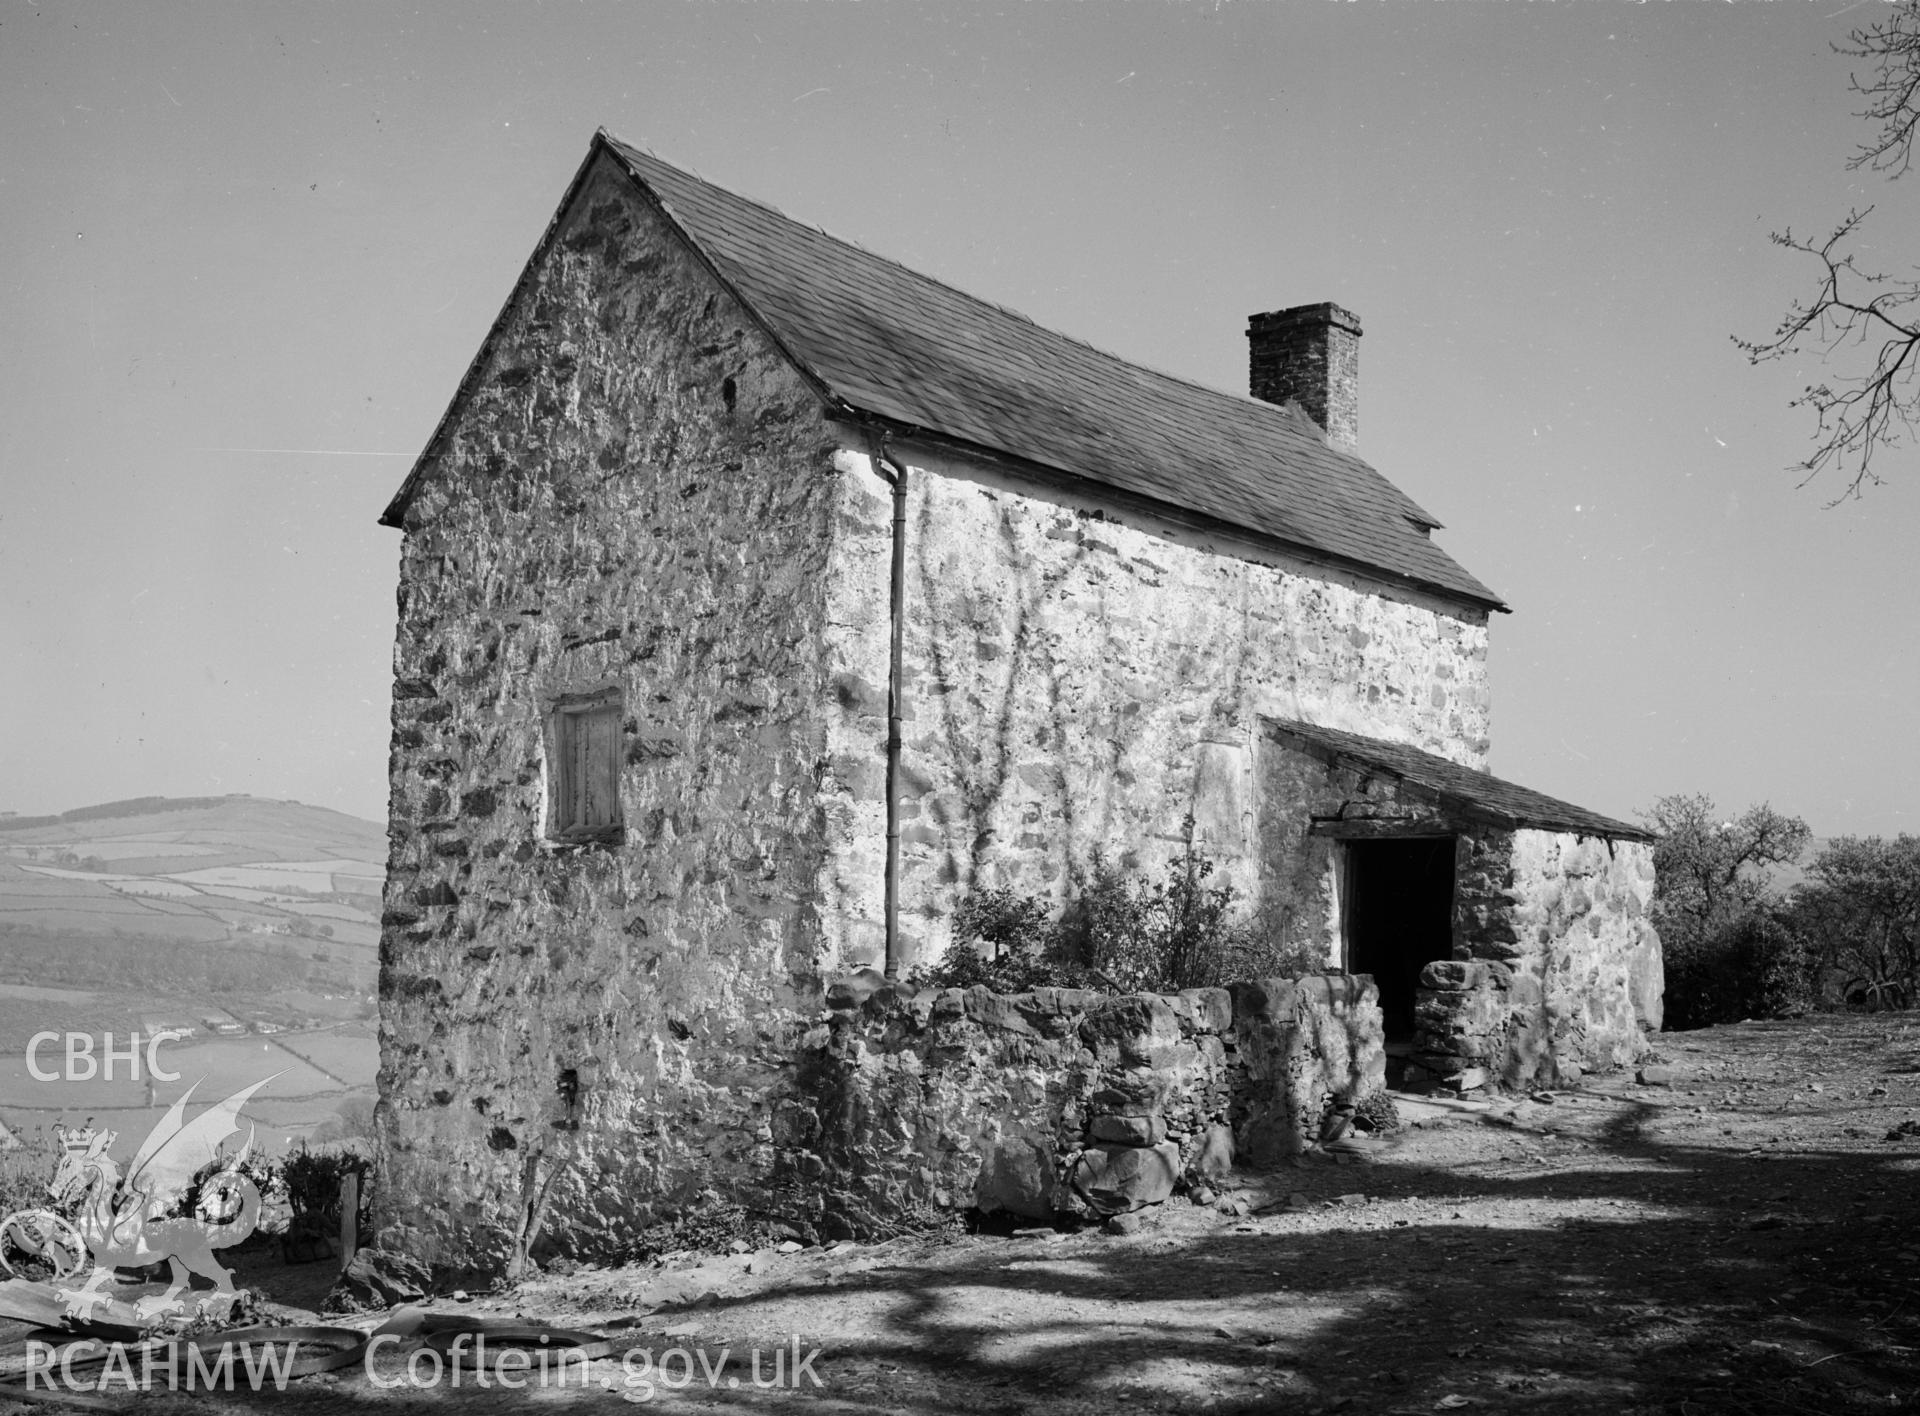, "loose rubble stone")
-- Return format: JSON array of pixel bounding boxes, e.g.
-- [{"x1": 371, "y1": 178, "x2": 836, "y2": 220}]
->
[
  {"x1": 324, "y1": 1248, "x2": 431, "y2": 1313},
  {"x1": 1089, "y1": 1113, "x2": 1168, "y2": 1146},
  {"x1": 1071, "y1": 1141, "x2": 1182, "y2": 1215},
  {"x1": 974, "y1": 1136, "x2": 1059, "y2": 1220},
  {"x1": 1637, "y1": 1066, "x2": 1676, "y2": 1087},
  {"x1": 1325, "y1": 1134, "x2": 1382, "y2": 1161},
  {"x1": 825, "y1": 969, "x2": 888, "y2": 1011}
]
